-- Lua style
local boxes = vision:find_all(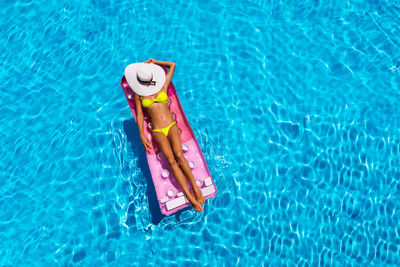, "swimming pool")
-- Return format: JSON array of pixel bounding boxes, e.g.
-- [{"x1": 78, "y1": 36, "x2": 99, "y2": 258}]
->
[{"x1": 1, "y1": 0, "x2": 400, "y2": 265}]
